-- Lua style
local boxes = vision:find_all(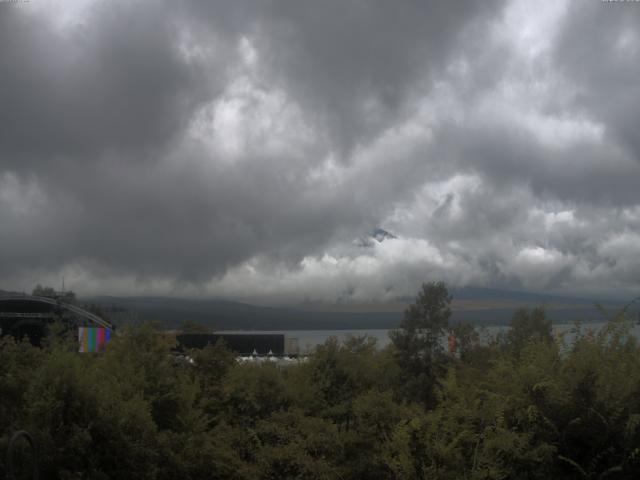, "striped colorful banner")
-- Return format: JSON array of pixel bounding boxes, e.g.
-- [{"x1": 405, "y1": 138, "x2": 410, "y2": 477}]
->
[{"x1": 78, "y1": 327, "x2": 111, "y2": 353}]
